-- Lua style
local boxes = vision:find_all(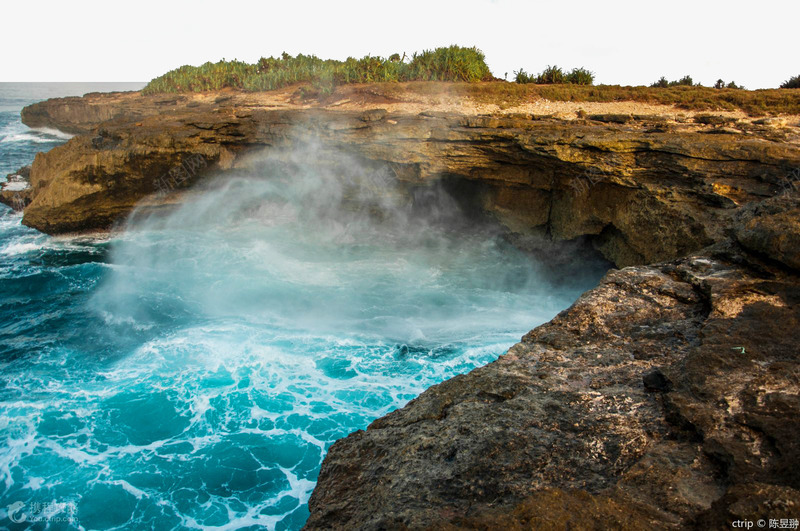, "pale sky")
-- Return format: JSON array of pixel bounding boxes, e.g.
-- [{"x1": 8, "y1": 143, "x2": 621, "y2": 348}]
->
[{"x1": 3, "y1": 0, "x2": 797, "y2": 89}]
